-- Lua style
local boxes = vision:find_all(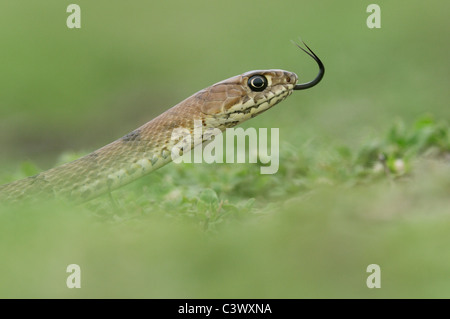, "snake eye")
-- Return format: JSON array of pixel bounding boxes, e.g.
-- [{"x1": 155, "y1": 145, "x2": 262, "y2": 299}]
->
[{"x1": 247, "y1": 75, "x2": 268, "y2": 92}]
